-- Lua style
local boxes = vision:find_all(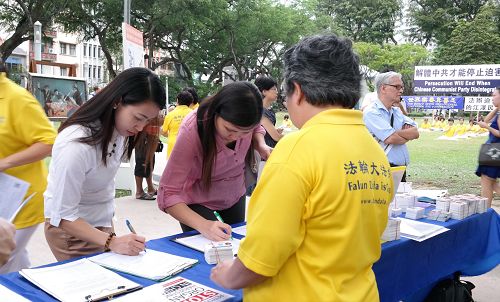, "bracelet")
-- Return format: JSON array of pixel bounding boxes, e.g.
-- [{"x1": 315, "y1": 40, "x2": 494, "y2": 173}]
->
[{"x1": 104, "y1": 232, "x2": 116, "y2": 252}]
